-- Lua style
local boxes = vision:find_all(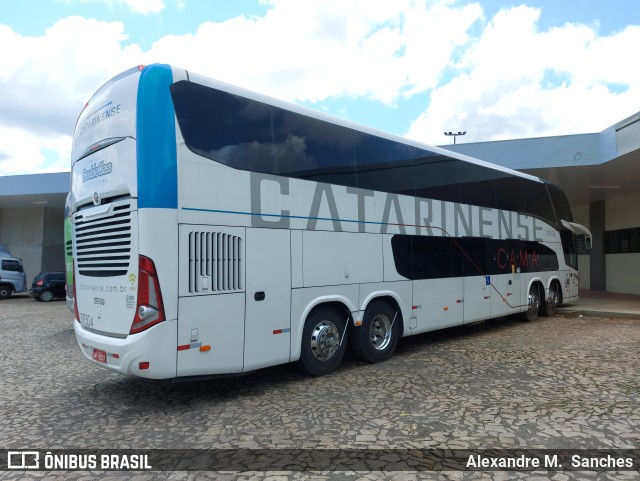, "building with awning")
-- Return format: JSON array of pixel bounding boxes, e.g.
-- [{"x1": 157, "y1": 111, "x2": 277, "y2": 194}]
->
[{"x1": 444, "y1": 111, "x2": 640, "y2": 295}]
